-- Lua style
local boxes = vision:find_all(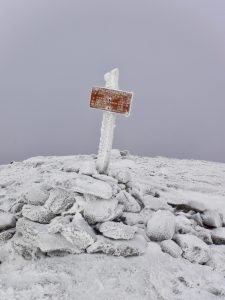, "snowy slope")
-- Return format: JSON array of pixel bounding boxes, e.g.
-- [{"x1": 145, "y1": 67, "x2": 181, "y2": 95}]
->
[{"x1": 0, "y1": 152, "x2": 225, "y2": 300}]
